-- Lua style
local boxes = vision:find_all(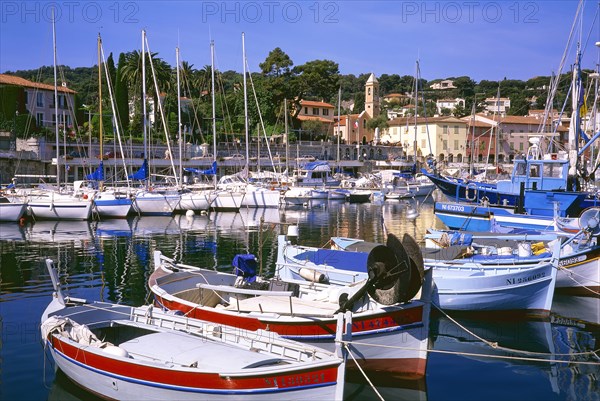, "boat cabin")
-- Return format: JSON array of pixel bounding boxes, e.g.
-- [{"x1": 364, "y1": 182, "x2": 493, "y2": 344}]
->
[
  {"x1": 293, "y1": 161, "x2": 340, "y2": 187},
  {"x1": 496, "y1": 158, "x2": 569, "y2": 194}
]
